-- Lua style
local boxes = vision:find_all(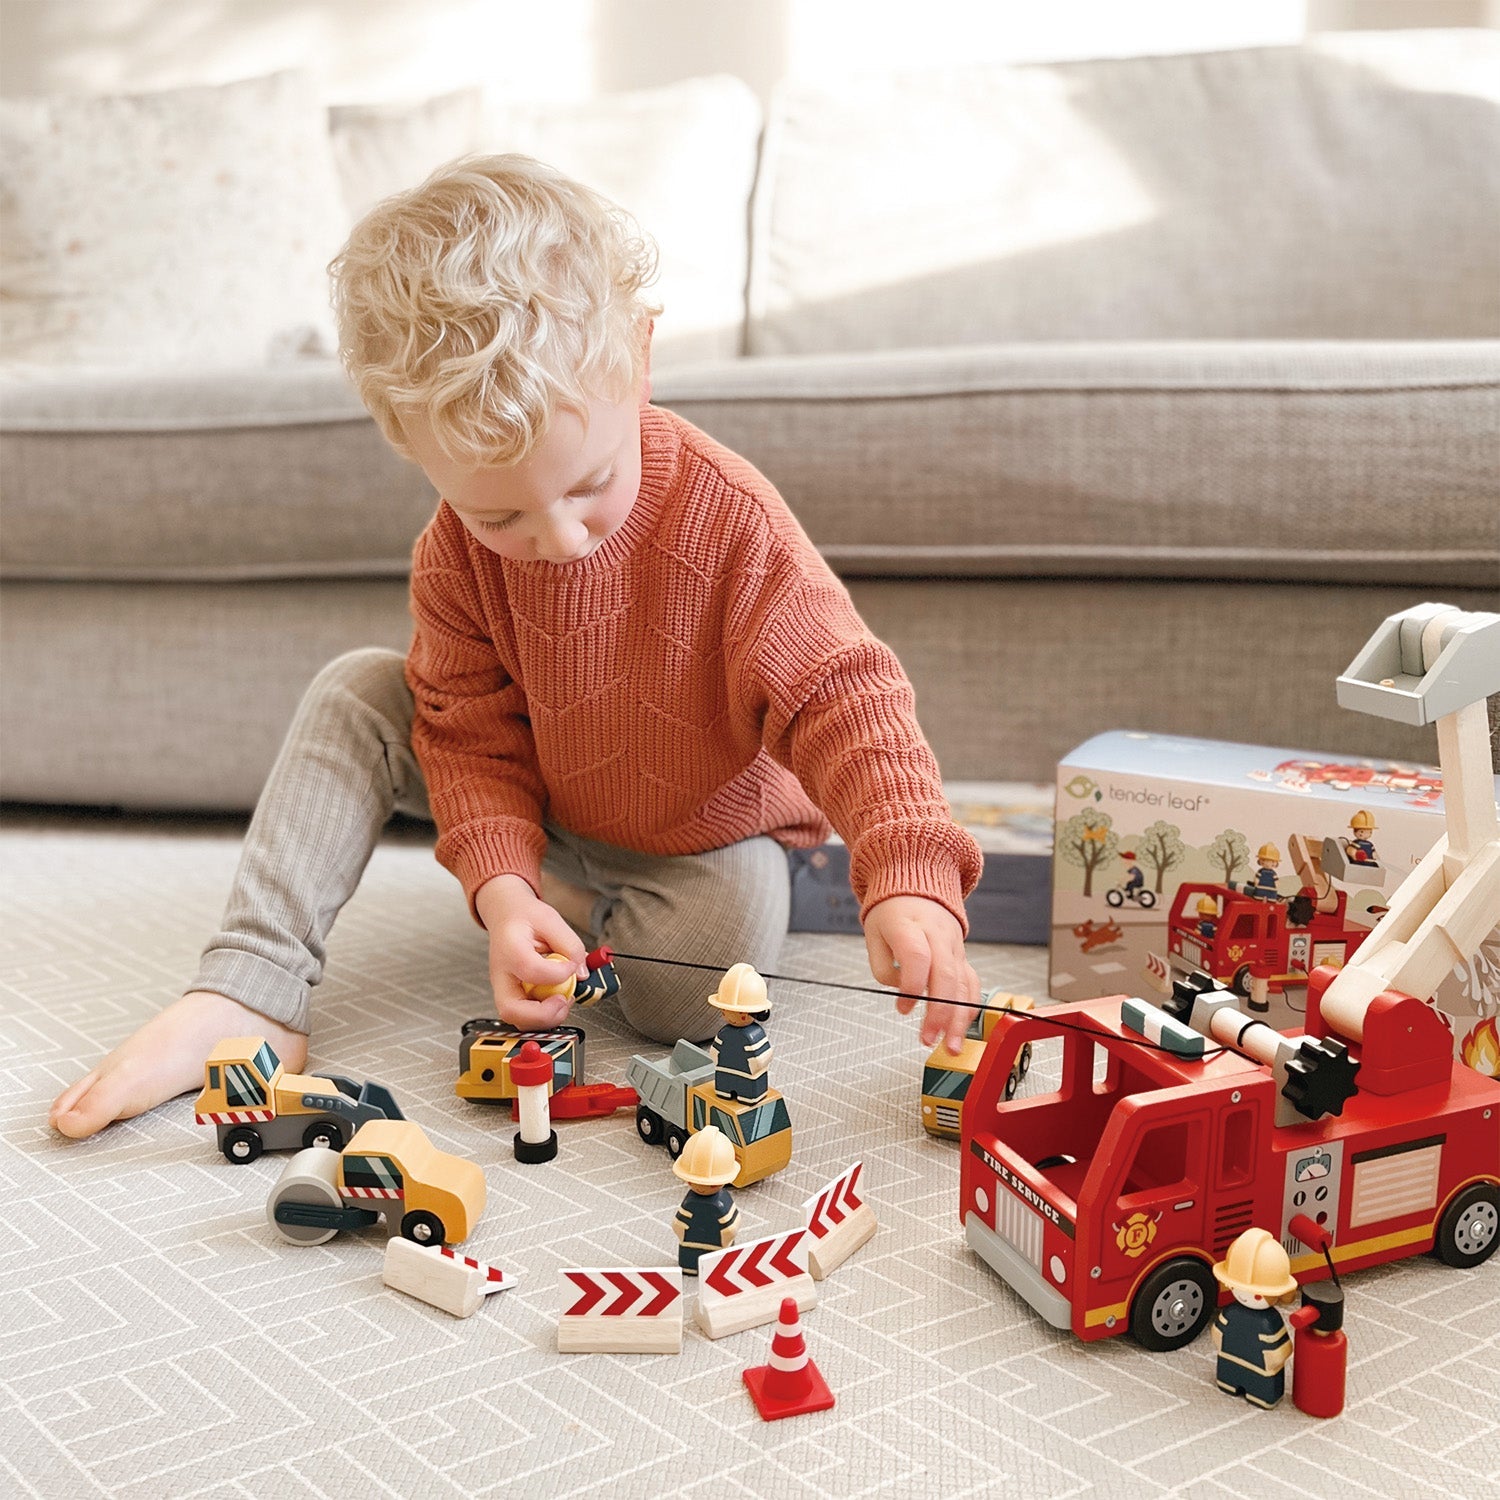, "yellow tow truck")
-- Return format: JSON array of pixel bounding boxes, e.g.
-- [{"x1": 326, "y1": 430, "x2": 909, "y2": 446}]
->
[{"x1": 194, "y1": 1037, "x2": 403, "y2": 1163}]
